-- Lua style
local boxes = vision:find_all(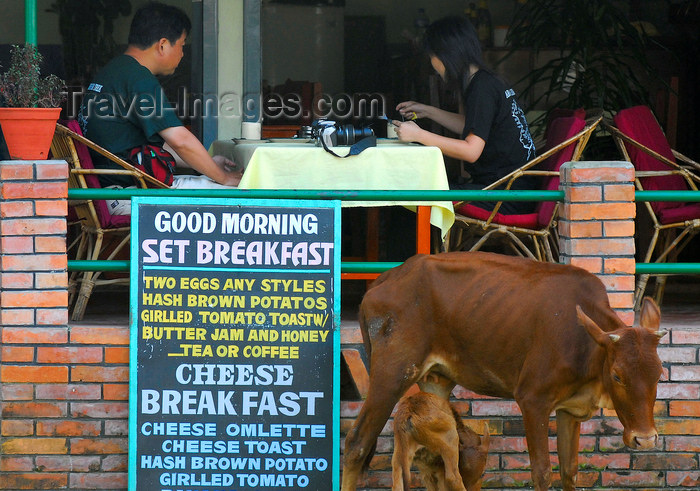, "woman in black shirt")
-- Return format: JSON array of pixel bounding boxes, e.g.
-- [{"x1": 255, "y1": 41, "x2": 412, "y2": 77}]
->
[{"x1": 394, "y1": 15, "x2": 537, "y2": 213}]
